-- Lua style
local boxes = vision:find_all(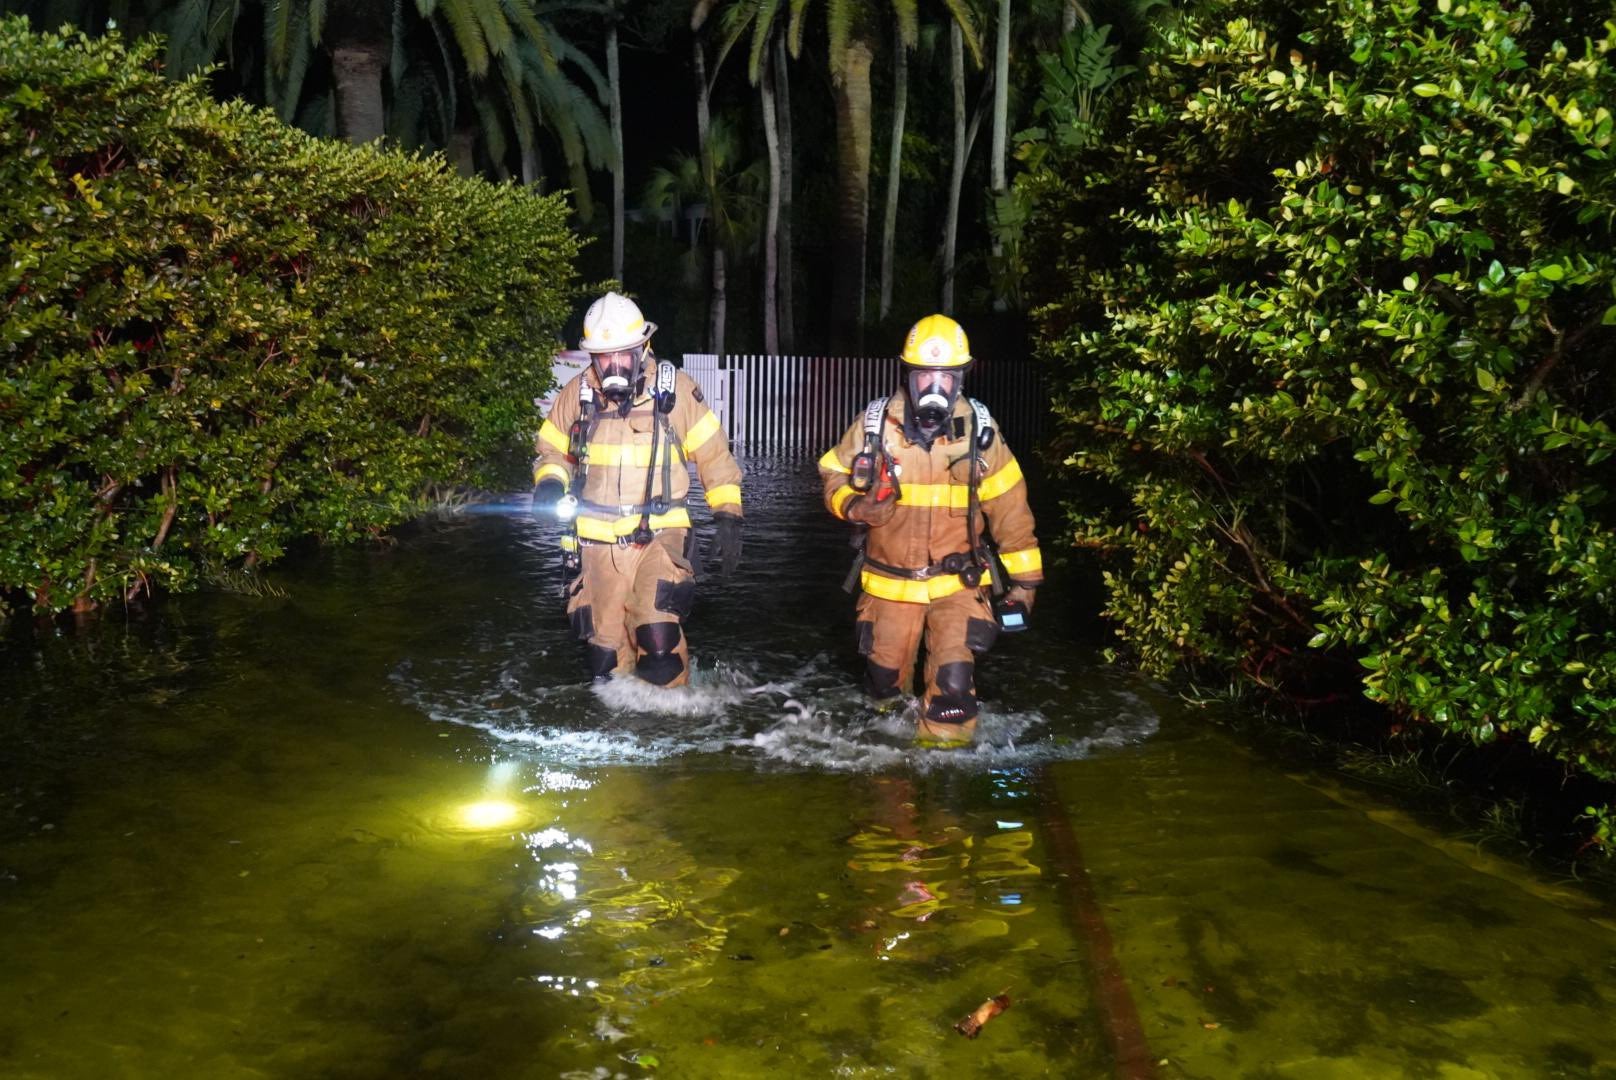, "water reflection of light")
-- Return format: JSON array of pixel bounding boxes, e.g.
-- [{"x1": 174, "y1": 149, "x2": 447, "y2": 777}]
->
[
  {"x1": 532, "y1": 926, "x2": 566, "y2": 940},
  {"x1": 879, "y1": 931, "x2": 911, "y2": 960},
  {"x1": 526, "y1": 769, "x2": 593, "y2": 794},
  {"x1": 525, "y1": 827, "x2": 593, "y2": 855},
  {"x1": 539, "y1": 860, "x2": 580, "y2": 901},
  {"x1": 530, "y1": 974, "x2": 599, "y2": 997},
  {"x1": 458, "y1": 799, "x2": 522, "y2": 829},
  {"x1": 487, "y1": 760, "x2": 521, "y2": 789}
]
